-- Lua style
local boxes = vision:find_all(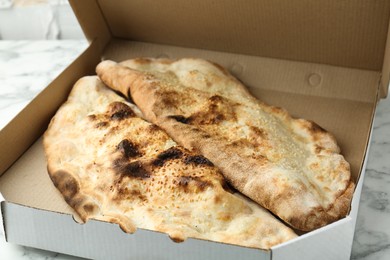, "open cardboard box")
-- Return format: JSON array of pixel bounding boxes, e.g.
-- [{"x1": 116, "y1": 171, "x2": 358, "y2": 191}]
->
[{"x1": 1, "y1": 0, "x2": 390, "y2": 259}]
